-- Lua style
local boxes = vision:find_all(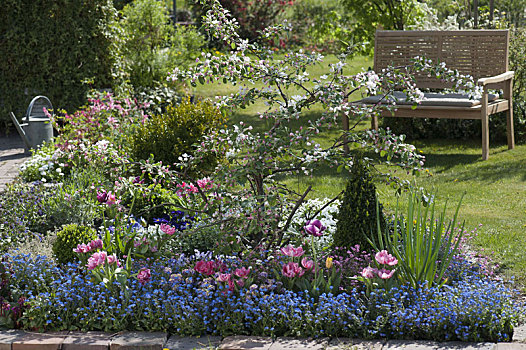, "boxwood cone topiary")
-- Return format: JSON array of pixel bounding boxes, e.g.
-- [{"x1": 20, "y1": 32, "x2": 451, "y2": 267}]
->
[
  {"x1": 333, "y1": 159, "x2": 385, "y2": 252},
  {"x1": 52, "y1": 224, "x2": 98, "y2": 265}
]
